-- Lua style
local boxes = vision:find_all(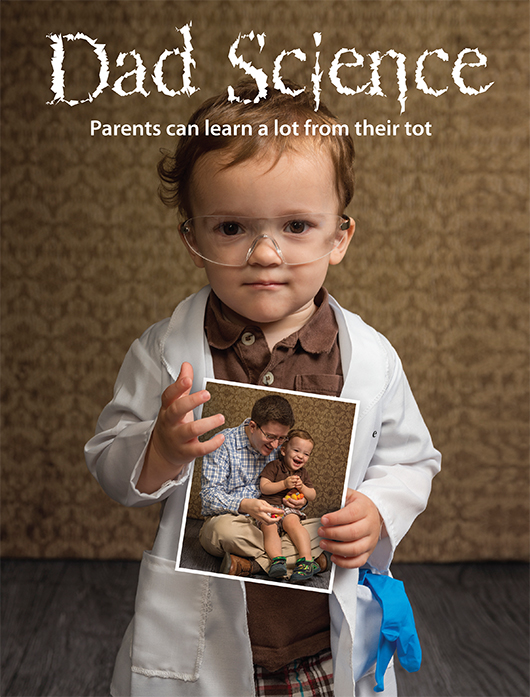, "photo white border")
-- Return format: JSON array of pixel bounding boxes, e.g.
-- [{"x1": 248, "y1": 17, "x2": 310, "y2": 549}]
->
[{"x1": 175, "y1": 379, "x2": 360, "y2": 594}]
